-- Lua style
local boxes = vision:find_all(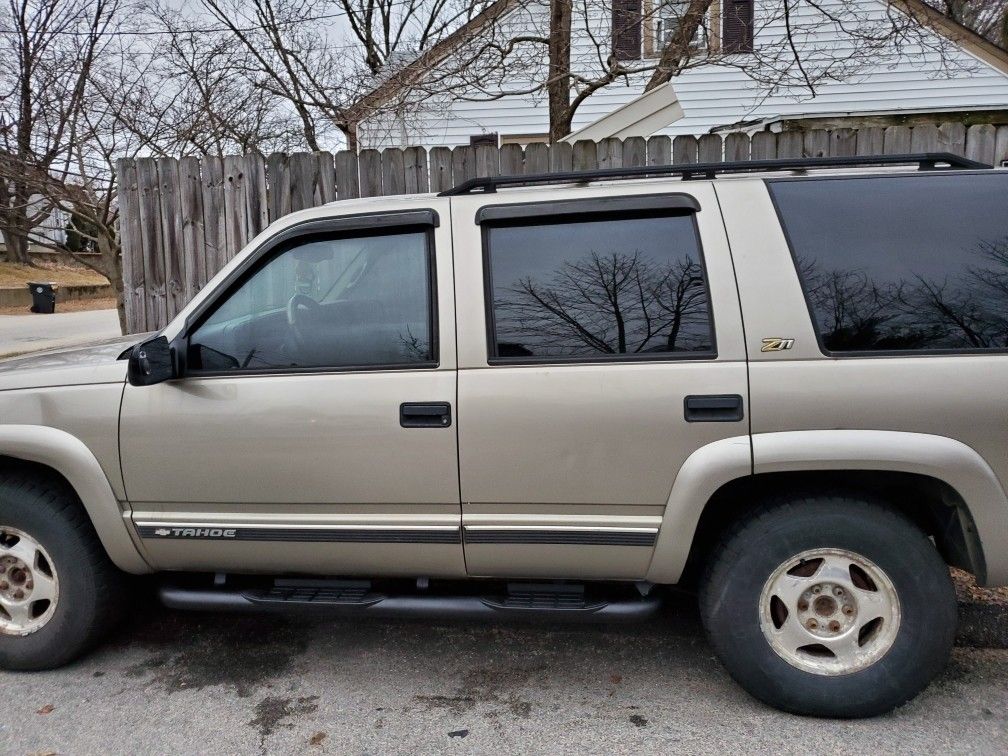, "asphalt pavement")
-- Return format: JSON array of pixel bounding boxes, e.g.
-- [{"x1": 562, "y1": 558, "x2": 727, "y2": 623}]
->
[
  {"x1": 0, "y1": 590, "x2": 1005, "y2": 755},
  {"x1": 0, "y1": 308, "x2": 122, "y2": 357}
]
